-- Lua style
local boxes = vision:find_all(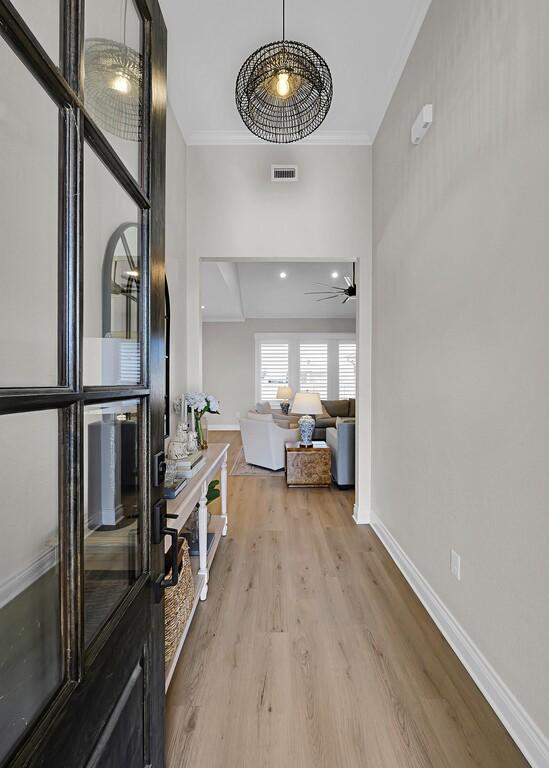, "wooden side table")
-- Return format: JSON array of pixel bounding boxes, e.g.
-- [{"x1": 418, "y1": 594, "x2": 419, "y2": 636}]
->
[{"x1": 285, "y1": 441, "x2": 332, "y2": 487}]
